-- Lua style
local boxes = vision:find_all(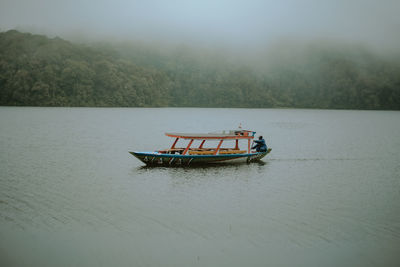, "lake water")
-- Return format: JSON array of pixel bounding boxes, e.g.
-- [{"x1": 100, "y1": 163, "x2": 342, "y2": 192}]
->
[{"x1": 0, "y1": 107, "x2": 399, "y2": 267}]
